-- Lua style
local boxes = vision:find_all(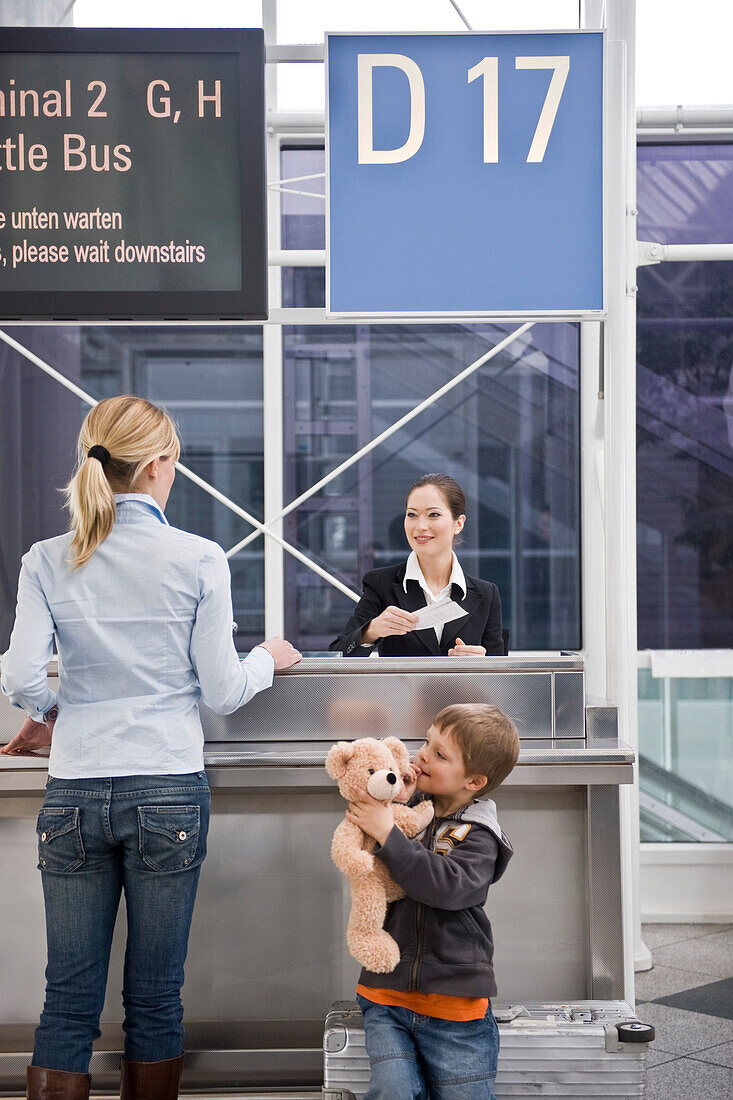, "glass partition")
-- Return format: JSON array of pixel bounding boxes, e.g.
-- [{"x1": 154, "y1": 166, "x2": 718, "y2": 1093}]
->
[
  {"x1": 636, "y1": 142, "x2": 733, "y2": 842},
  {"x1": 638, "y1": 669, "x2": 733, "y2": 842},
  {"x1": 0, "y1": 328, "x2": 265, "y2": 652},
  {"x1": 636, "y1": 144, "x2": 733, "y2": 649}
]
